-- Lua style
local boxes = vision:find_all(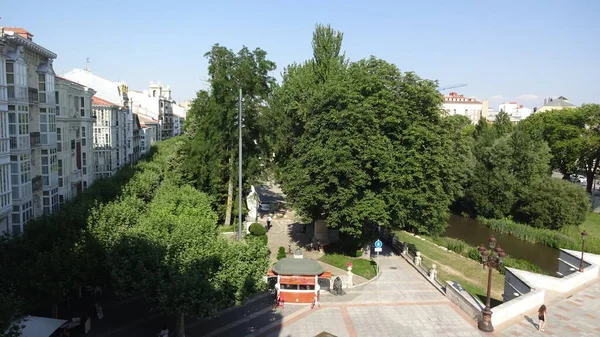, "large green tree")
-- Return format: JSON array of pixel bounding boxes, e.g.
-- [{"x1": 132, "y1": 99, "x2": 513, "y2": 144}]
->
[
  {"x1": 265, "y1": 24, "x2": 469, "y2": 237},
  {"x1": 521, "y1": 104, "x2": 600, "y2": 193},
  {"x1": 182, "y1": 45, "x2": 276, "y2": 225}
]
